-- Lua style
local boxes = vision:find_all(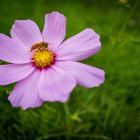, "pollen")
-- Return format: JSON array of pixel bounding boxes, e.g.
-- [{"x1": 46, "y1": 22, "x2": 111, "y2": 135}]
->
[{"x1": 31, "y1": 42, "x2": 54, "y2": 68}]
